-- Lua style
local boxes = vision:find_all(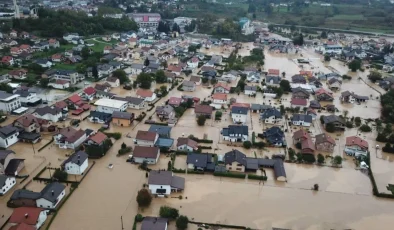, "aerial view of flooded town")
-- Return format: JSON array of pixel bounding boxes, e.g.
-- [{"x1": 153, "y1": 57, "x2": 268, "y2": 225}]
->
[{"x1": 2, "y1": 0, "x2": 394, "y2": 230}]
